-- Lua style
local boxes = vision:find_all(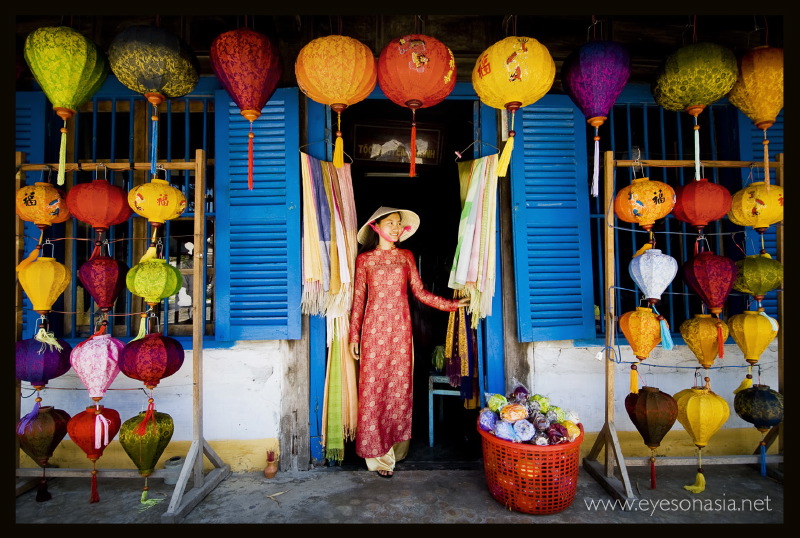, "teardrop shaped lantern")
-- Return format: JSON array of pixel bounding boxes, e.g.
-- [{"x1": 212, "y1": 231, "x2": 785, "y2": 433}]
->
[
  {"x1": 733, "y1": 252, "x2": 783, "y2": 305},
  {"x1": 561, "y1": 40, "x2": 630, "y2": 196},
  {"x1": 65, "y1": 176, "x2": 132, "y2": 233},
  {"x1": 682, "y1": 250, "x2": 738, "y2": 315},
  {"x1": 16, "y1": 336, "x2": 73, "y2": 391},
  {"x1": 614, "y1": 177, "x2": 676, "y2": 231},
  {"x1": 680, "y1": 313, "x2": 730, "y2": 369},
  {"x1": 378, "y1": 34, "x2": 456, "y2": 177},
  {"x1": 211, "y1": 27, "x2": 282, "y2": 191},
  {"x1": 67, "y1": 405, "x2": 122, "y2": 503},
  {"x1": 78, "y1": 253, "x2": 129, "y2": 313},
  {"x1": 23, "y1": 26, "x2": 109, "y2": 185},
  {"x1": 472, "y1": 35, "x2": 555, "y2": 178},
  {"x1": 120, "y1": 332, "x2": 185, "y2": 389},
  {"x1": 126, "y1": 258, "x2": 183, "y2": 307},
  {"x1": 128, "y1": 178, "x2": 187, "y2": 228},
  {"x1": 108, "y1": 25, "x2": 199, "y2": 175},
  {"x1": 295, "y1": 34, "x2": 377, "y2": 168},
  {"x1": 16, "y1": 405, "x2": 71, "y2": 502},
  {"x1": 624, "y1": 386, "x2": 678, "y2": 489},
  {"x1": 727, "y1": 309, "x2": 778, "y2": 366},
  {"x1": 672, "y1": 178, "x2": 732, "y2": 233},
  {"x1": 16, "y1": 182, "x2": 71, "y2": 233},
  {"x1": 734, "y1": 383, "x2": 783, "y2": 476},
  {"x1": 629, "y1": 248, "x2": 678, "y2": 305},
  {"x1": 727, "y1": 46, "x2": 783, "y2": 189},
  {"x1": 652, "y1": 42, "x2": 738, "y2": 182},
  {"x1": 70, "y1": 333, "x2": 124, "y2": 402},
  {"x1": 676, "y1": 377, "x2": 729, "y2": 493},
  {"x1": 727, "y1": 182, "x2": 784, "y2": 237},
  {"x1": 119, "y1": 402, "x2": 174, "y2": 506},
  {"x1": 17, "y1": 254, "x2": 71, "y2": 315}
]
